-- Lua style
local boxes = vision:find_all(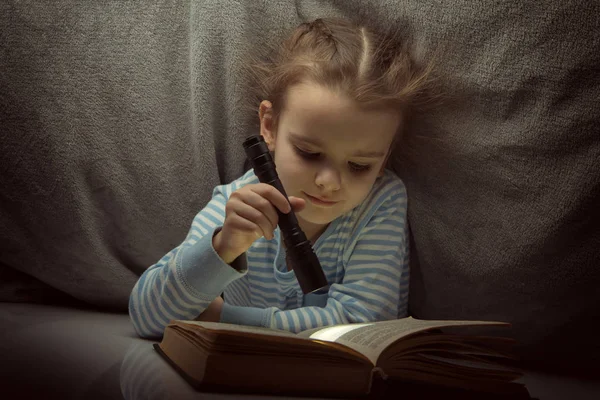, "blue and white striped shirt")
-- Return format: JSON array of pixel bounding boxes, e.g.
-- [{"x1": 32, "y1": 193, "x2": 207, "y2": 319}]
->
[{"x1": 129, "y1": 169, "x2": 409, "y2": 338}]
